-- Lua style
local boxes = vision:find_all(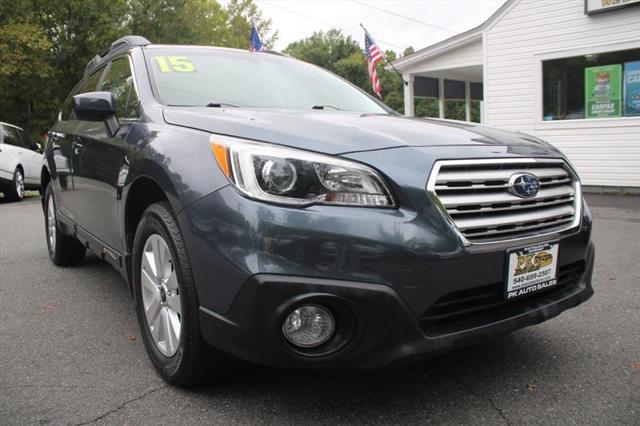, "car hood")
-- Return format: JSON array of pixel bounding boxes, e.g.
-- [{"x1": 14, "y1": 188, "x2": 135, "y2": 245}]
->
[{"x1": 163, "y1": 107, "x2": 548, "y2": 155}]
